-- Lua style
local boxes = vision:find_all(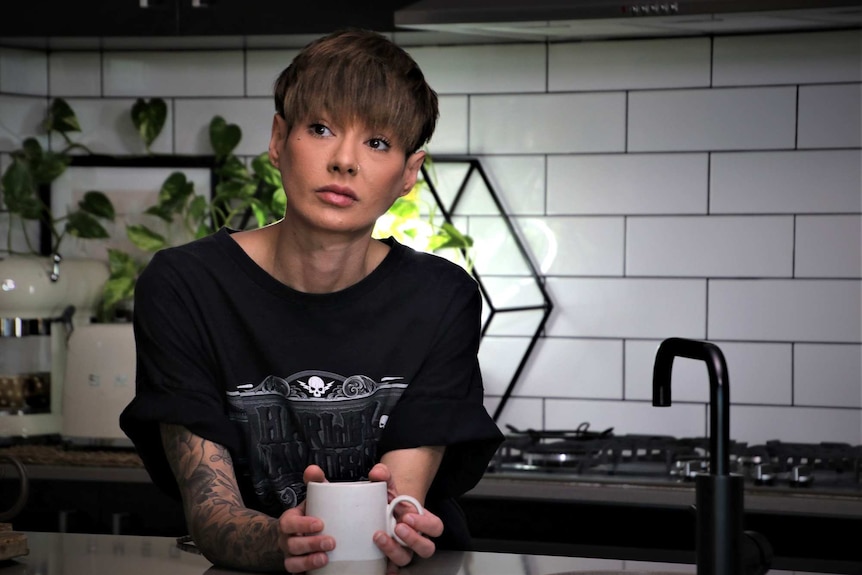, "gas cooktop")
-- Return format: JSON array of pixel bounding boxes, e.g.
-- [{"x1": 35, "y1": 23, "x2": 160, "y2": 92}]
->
[{"x1": 486, "y1": 424, "x2": 862, "y2": 496}]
